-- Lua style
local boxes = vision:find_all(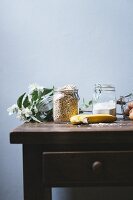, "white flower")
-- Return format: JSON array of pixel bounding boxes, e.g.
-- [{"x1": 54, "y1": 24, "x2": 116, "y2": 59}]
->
[
  {"x1": 16, "y1": 110, "x2": 31, "y2": 122},
  {"x1": 21, "y1": 107, "x2": 32, "y2": 118},
  {"x1": 33, "y1": 106, "x2": 38, "y2": 113},
  {"x1": 28, "y1": 94, "x2": 32, "y2": 102},
  {"x1": 28, "y1": 83, "x2": 44, "y2": 93},
  {"x1": 16, "y1": 110, "x2": 23, "y2": 120},
  {"x1": 7, "y1": 104, "x2": 19, "y2": 115}
]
